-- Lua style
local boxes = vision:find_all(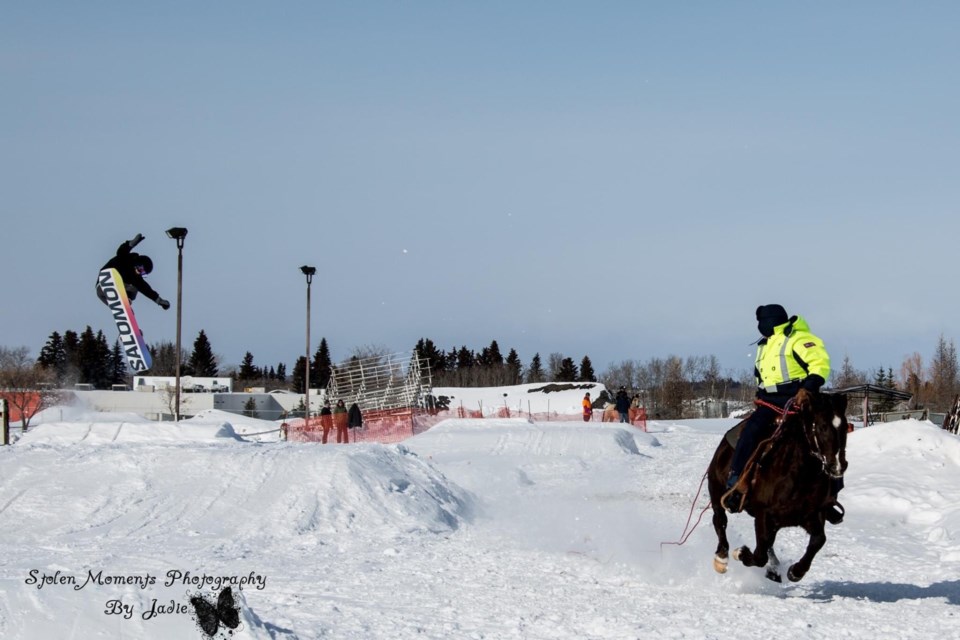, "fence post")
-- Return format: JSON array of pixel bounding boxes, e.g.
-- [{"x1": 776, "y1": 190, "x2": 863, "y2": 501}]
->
[{"x1": 1, "y1": 399, "x2": 8, "y2": 445}]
